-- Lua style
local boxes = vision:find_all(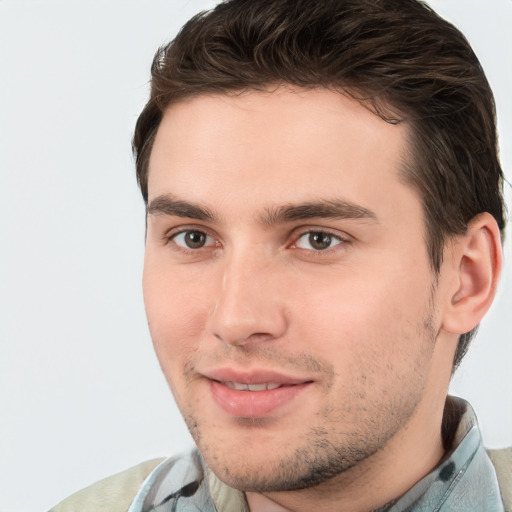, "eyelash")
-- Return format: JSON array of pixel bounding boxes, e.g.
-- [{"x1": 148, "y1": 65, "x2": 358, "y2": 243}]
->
[{"x1": 163, "y1": 226, "x2": 351, "y2": 255}]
